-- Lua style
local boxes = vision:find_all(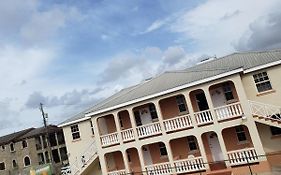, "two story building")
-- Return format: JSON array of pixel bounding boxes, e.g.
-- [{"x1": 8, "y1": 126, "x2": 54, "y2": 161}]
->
[
  {"x1": 0, "y1": 125, "x2": 68, "y2": 175},
  {"x1": 60, "y1": 49, "x2": 281, "y2": 175}
]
